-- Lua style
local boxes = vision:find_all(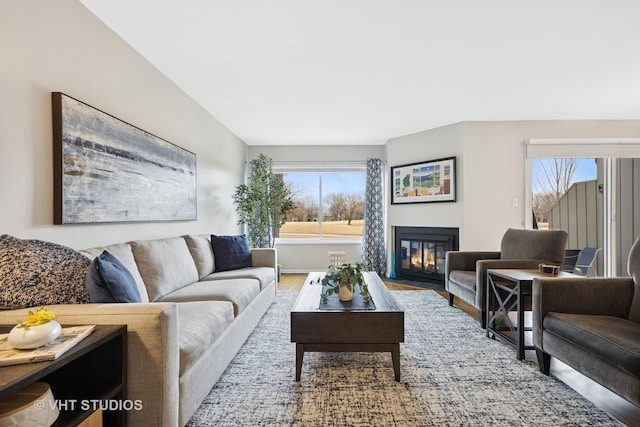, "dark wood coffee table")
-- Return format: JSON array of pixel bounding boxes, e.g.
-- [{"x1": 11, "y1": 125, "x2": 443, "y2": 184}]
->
[{"x1": 291, "y1": 271, "x2": 404, "y2": 381}]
